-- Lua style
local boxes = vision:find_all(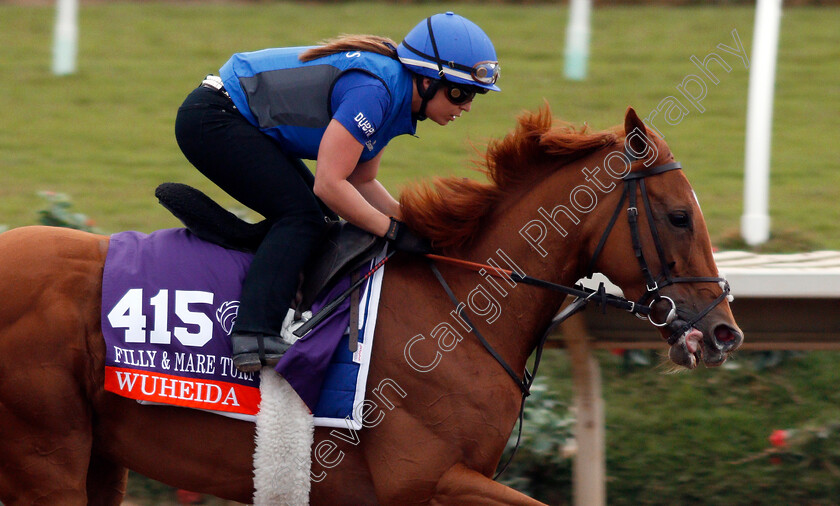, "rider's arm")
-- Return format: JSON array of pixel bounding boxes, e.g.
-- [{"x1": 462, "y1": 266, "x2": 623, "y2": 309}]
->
[
  {"x1": 348, "y1": 151, "x2": 401, "y2": 220},
  {"x1": 313, "y1": 72, "x2": 400, "y2": 237},
  {"x1": 313, "y1": 120, "x2": 393, "y2": 237}
]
